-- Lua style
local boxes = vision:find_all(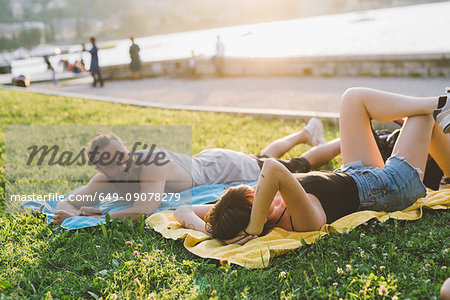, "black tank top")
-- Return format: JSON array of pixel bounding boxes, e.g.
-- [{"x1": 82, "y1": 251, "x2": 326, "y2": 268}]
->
[{"x1": 297, "y1": 171, "x2": 360, "y2": 224}]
